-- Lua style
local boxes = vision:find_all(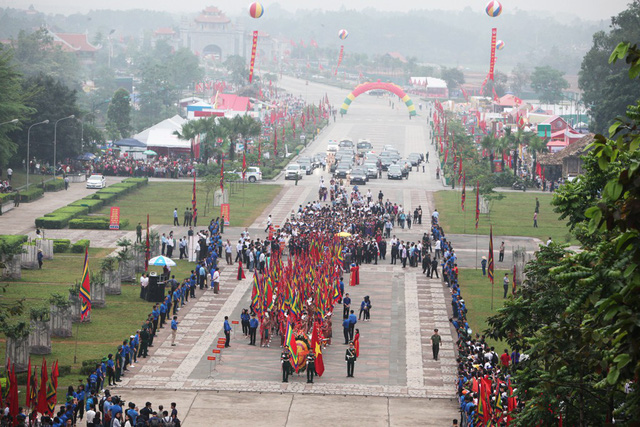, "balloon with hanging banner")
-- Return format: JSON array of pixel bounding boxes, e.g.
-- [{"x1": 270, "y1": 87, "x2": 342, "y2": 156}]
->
[
  {"x1": 248, "y1": 2, "x2": 264, "y2": 18},
  {"x1": 485, "y1": 0, "x2": 503, "y2": 17}
]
